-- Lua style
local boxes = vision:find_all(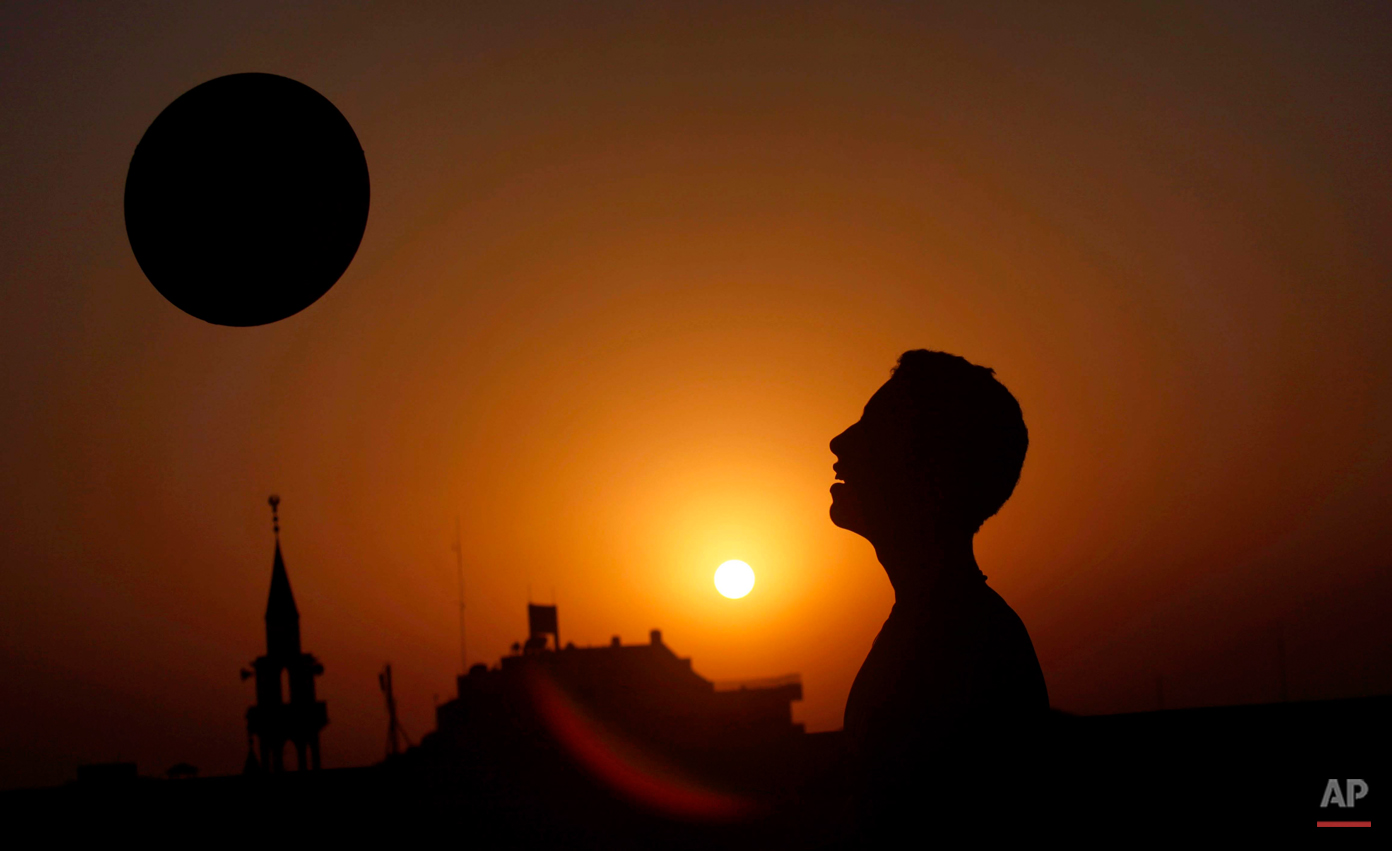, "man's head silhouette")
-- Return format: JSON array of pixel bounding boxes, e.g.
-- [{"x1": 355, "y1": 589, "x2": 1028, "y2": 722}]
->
[
  {"x1": 833, "y1": 351, "x2": 1046, "y2": 839},
  {"x1": 830, "y1": 350, "x2": 1027, "y2": 582}
]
